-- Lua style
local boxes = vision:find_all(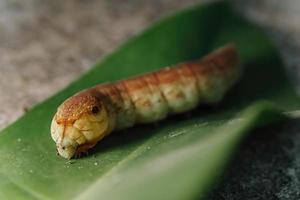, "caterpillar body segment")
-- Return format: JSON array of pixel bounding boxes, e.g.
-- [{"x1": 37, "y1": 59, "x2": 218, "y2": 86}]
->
[{"x1": 51, "y1": 44, "x2": 240, "y2": 159}]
